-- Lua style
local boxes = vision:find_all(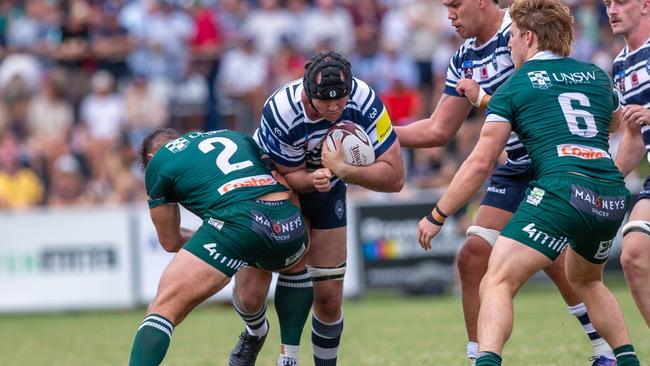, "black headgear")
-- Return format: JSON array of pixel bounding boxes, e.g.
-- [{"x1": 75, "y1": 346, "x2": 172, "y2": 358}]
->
[{"x1": 303, "y1": 51, "x2": 352, "y2": 104}]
